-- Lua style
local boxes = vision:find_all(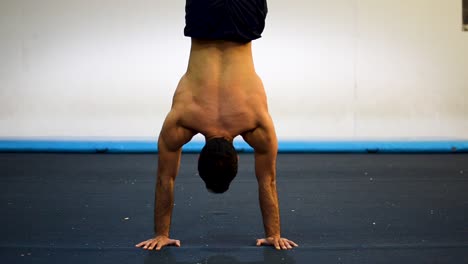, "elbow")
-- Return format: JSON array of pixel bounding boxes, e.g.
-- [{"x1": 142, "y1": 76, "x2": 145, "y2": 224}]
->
[
  {"x1": 157, "y1": 176, "x2": 175, "y2": 189},
  {"x1": 258, "y1": 177, "x2": 277, "y2": 191}
]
